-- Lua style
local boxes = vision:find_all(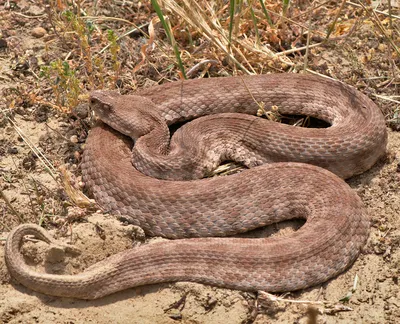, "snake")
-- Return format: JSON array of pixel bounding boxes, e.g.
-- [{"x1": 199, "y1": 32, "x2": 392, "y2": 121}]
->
[{"x1": 5, "y1": 74, "x2": 387, "y2": 299}]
